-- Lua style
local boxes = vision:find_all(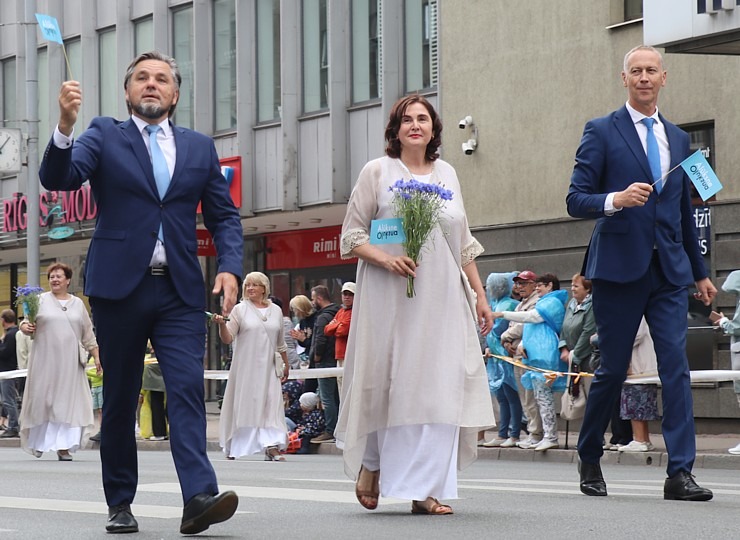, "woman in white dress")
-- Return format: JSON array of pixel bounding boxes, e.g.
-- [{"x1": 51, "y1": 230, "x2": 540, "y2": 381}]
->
[
  {"x1": 214, "y1": 272, "x2": 290, "y2": 461},
  {"x1": 335, "y1": 95, "x2": 495, "y2": 515},
  {"x1": 19, "y1": 262, "x2": 100, "y2": 461}
]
